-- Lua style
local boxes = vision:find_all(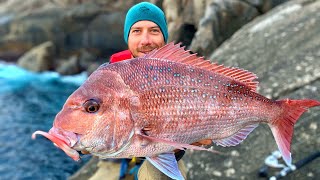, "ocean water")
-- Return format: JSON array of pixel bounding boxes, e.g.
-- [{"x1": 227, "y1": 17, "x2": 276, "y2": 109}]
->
[{"x1": 0, "y1": 62, "x2": 90, "y2": 180}]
